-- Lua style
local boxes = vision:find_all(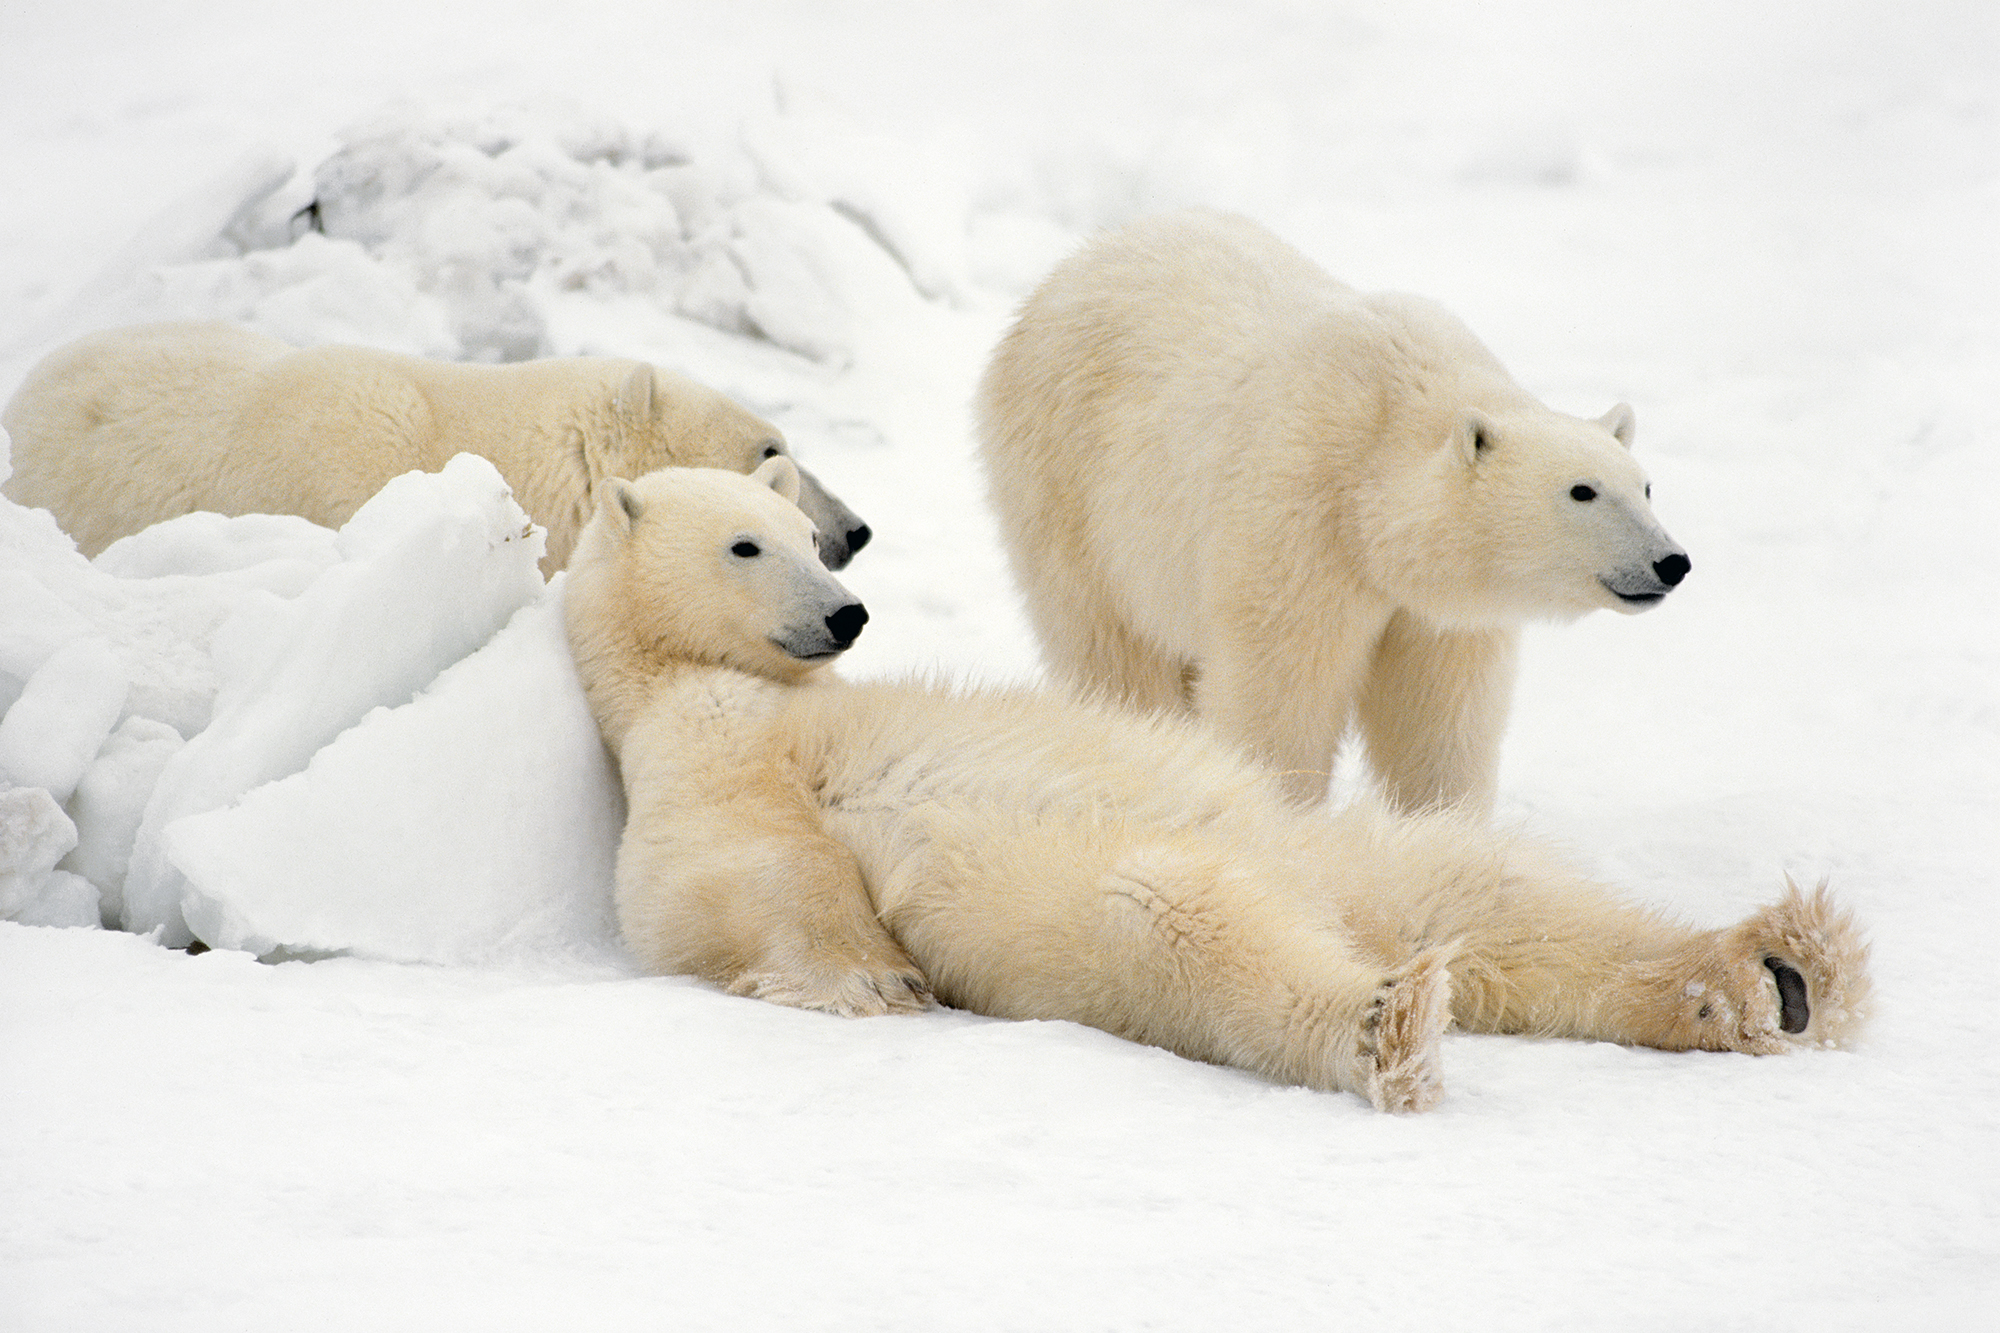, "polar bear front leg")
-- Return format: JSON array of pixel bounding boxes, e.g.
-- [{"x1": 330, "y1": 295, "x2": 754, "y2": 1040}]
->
[
  {"x1": 1194, "y1": 651, "x2": 1356, "y2": 806},
  {"x1": 616, "y1": 796, "x2": 932, "y2": 1018},
  {"x1": 1356, "y1": 614, "x2": 1516, "y2": 815},
  {"x1": 1195, "y1": 583, "x2": 1395, "y2": 806},
  {"x1": 1024, "y1": 563, "x2": 1194, "y2": 715},
  {"x1": 720, "y1": 834, "x2": 937, "y2": 1019}
]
